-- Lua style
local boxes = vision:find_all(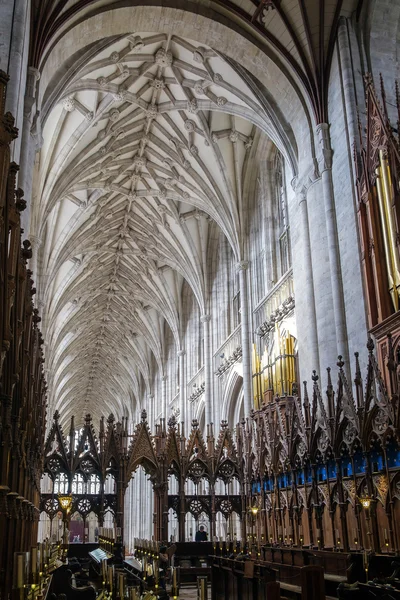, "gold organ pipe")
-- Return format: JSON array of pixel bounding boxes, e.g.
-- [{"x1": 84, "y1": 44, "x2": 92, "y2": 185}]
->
[
  {"x1": 380, "y1": 150, "x2": 400, "y2": 295},
  {"x1": 289, "y1": 336, "x2": 295, "y2": 393},
  {"x1": 288, "y1": 337, "x2": 292, "y2": 392},
  {"x1": 375, "y1": 167, "x2": 397, "y2": 310},
  {"x1": 256, "y1": 354, "x2": 261, "y2": 408}
]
